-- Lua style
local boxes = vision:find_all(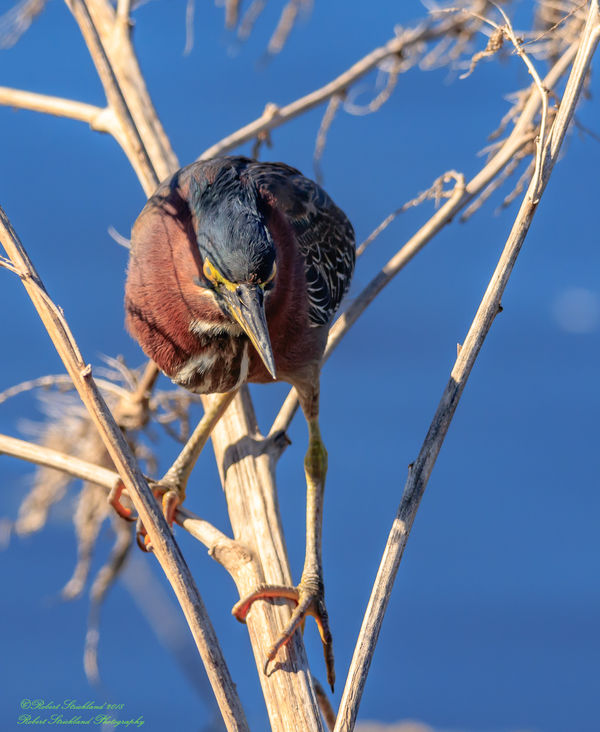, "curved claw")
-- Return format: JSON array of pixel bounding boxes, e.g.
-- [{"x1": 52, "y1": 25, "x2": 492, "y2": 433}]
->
[
  {"x1": 108, "y1": 480, "x2": 136, "y2": 522},
  {"x1": 135, "y1": 517, "x2": 153, "y2": 552},
  {"x1": 161, "y1": 488, "x2": 181, "y2": 527},
  {"x1": 133, "y1": 486, "x2": 182, "y2": 553},
  {"x1": 232, "y1": 583, "x2": 335, "y2": 692}
]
